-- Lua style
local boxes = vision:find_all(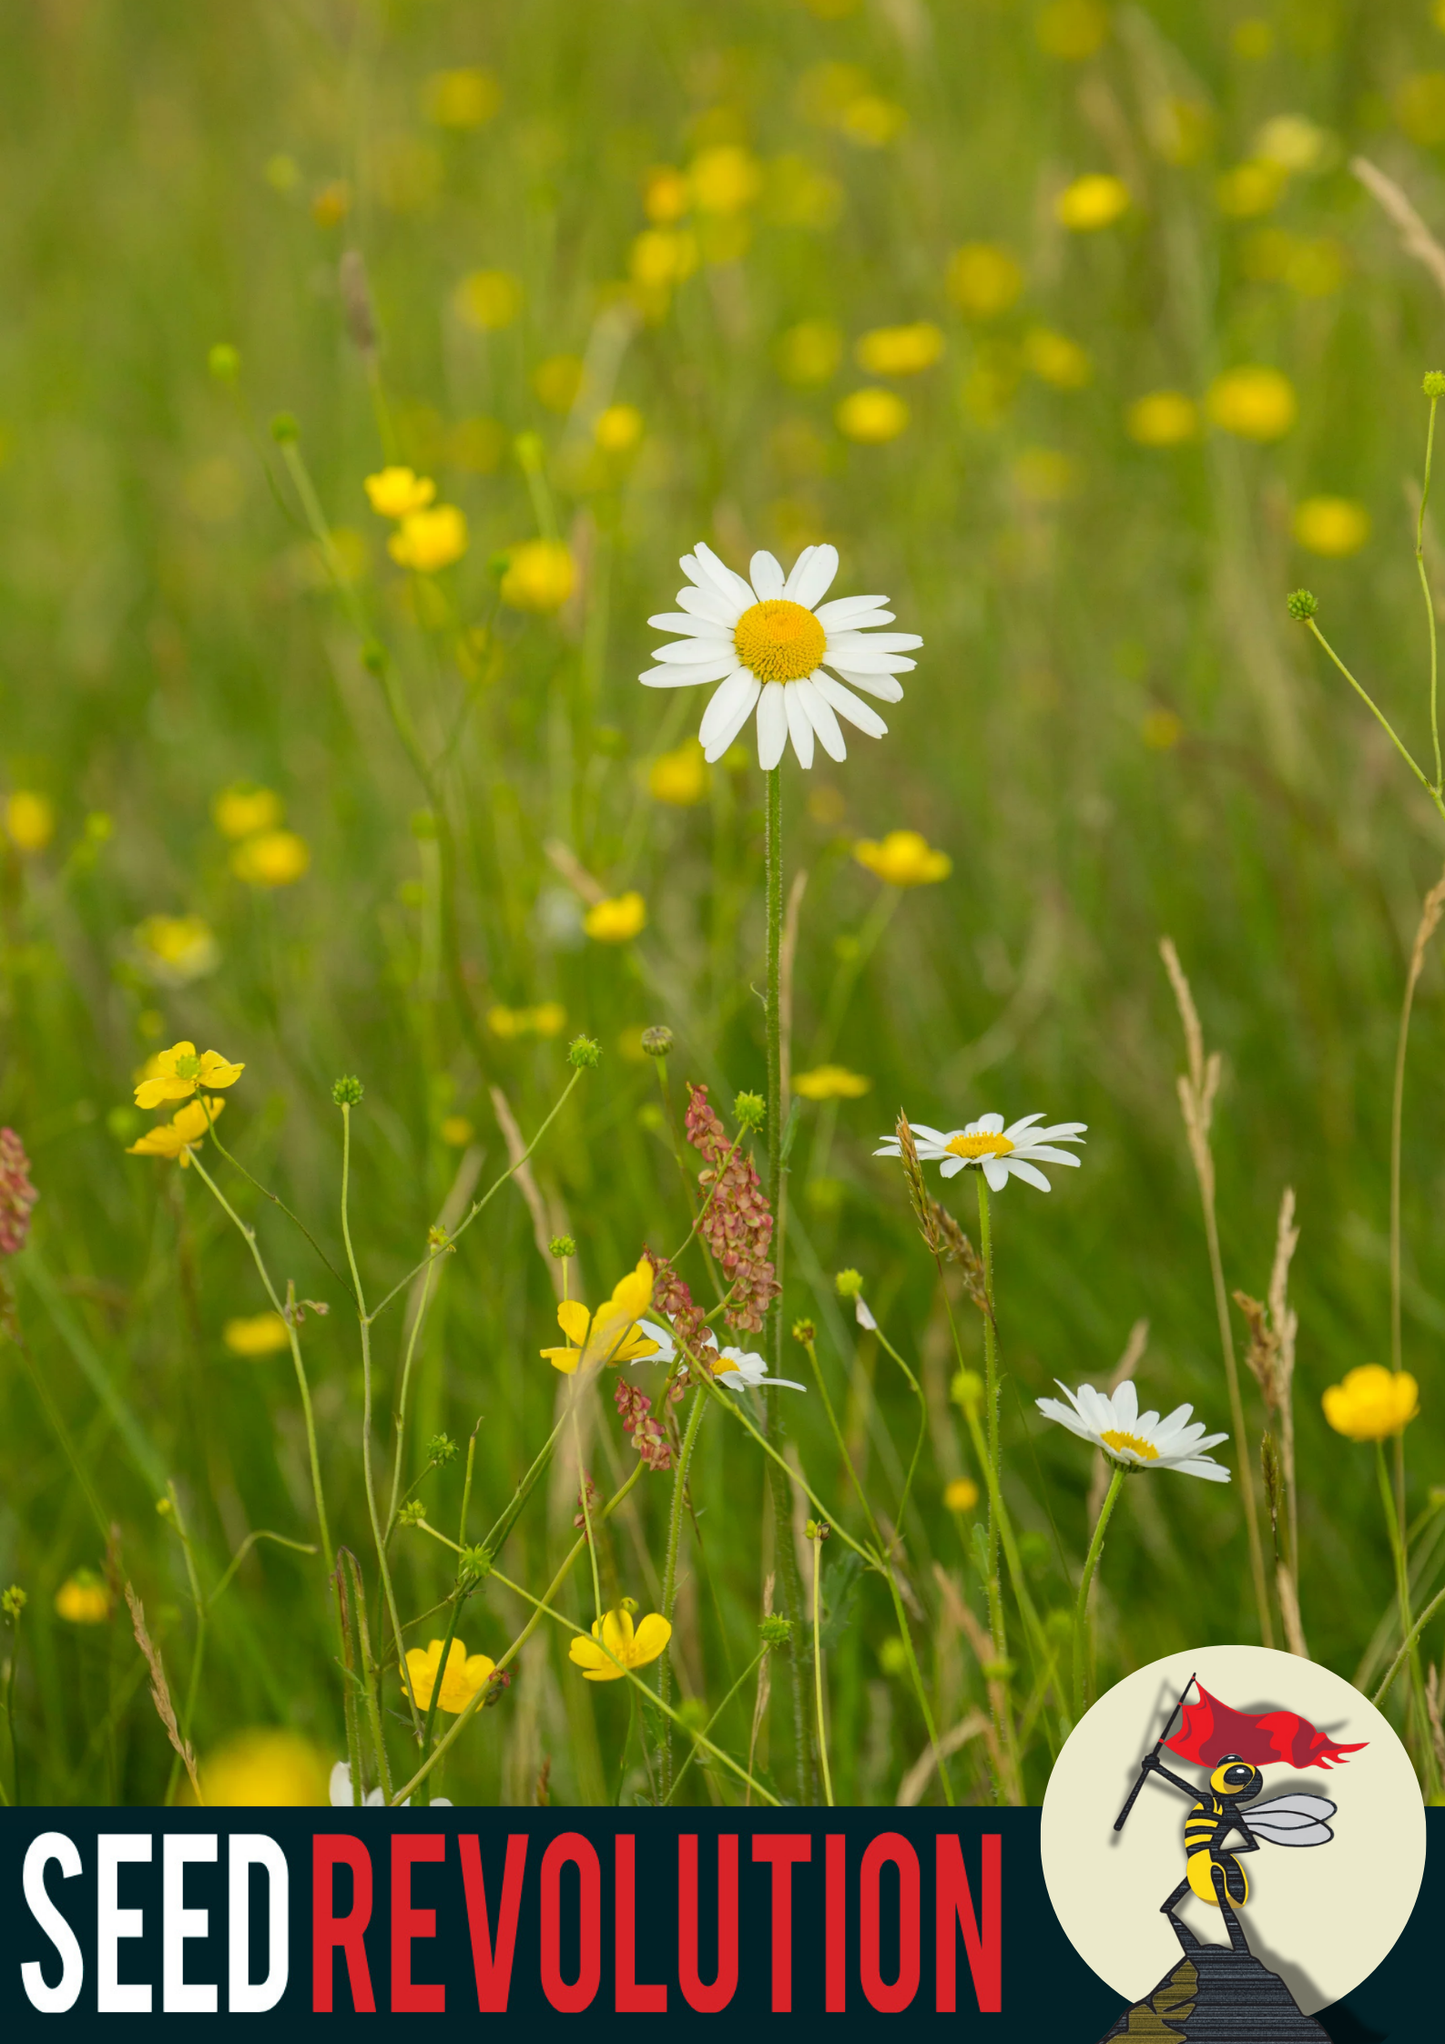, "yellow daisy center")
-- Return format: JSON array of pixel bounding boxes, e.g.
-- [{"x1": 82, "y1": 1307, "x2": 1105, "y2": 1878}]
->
[
  {"x1": 945, "y1": 1131, "x2": 1016, "y2": 1159},
  {"x1": 733, "y1": 599, "x2": 827, "y2": 683},
  {"x1": 1099, "y1": 1428, "x2": 1158, "y2": 1461}
]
